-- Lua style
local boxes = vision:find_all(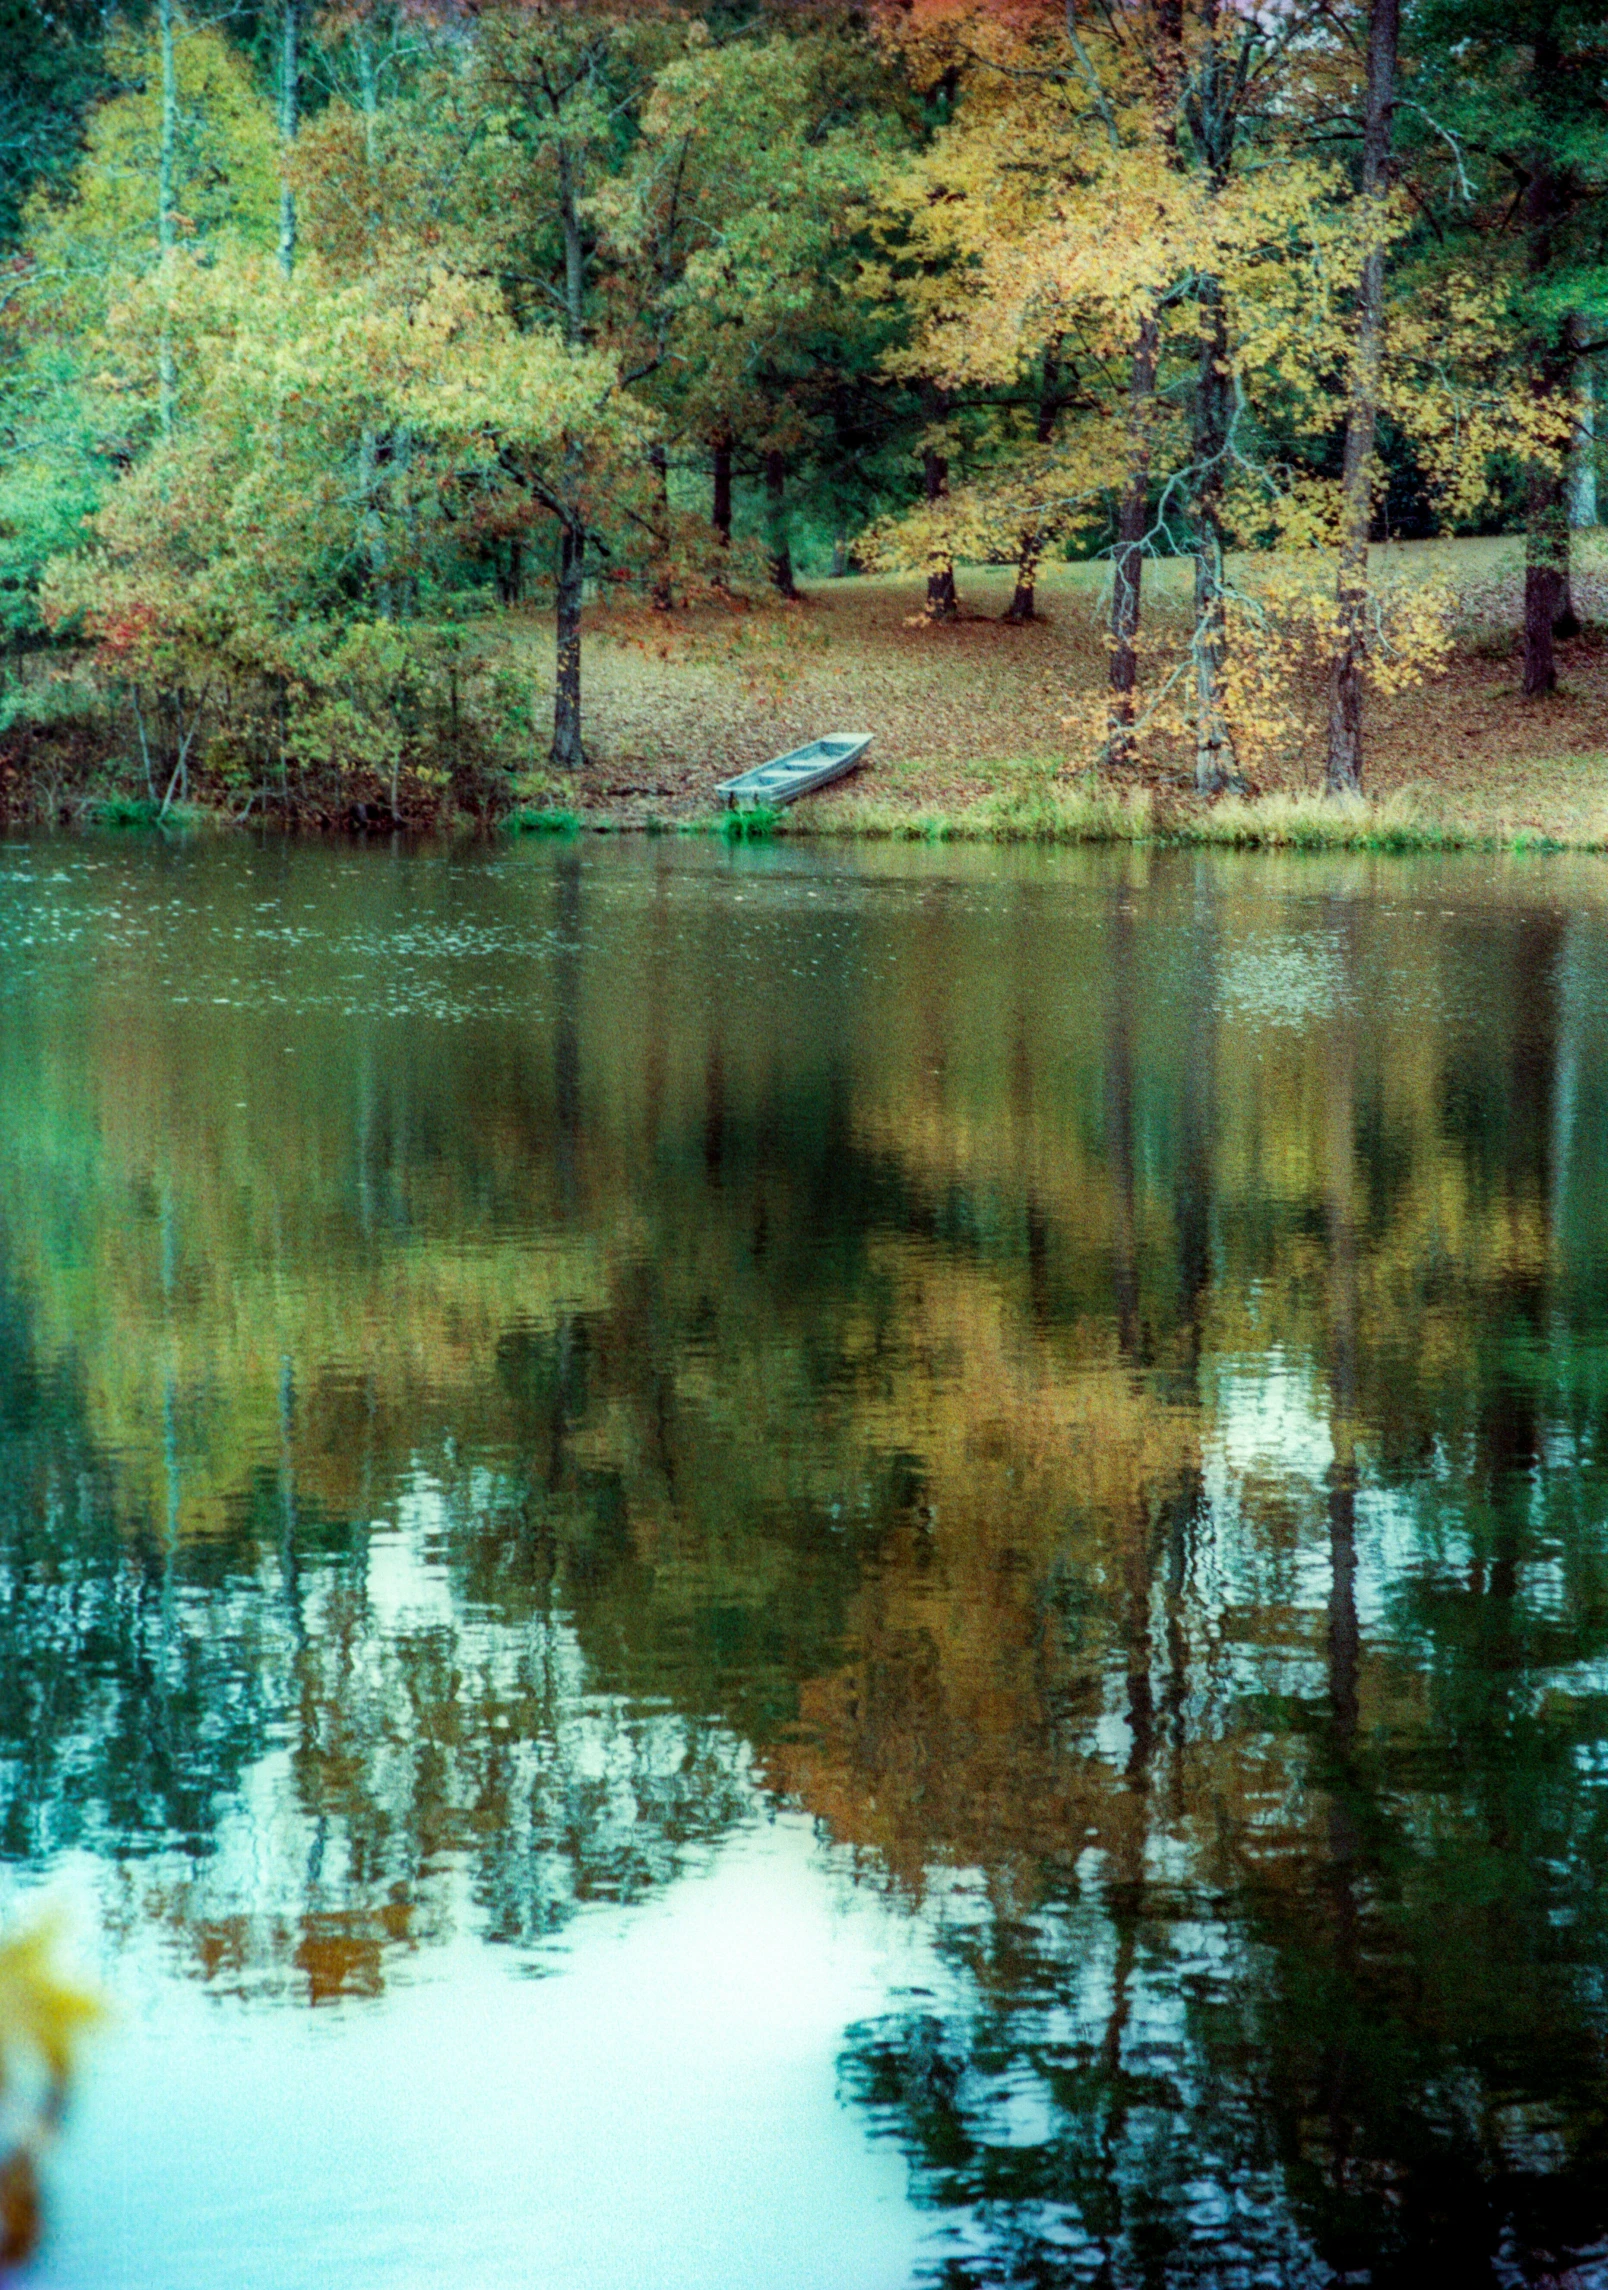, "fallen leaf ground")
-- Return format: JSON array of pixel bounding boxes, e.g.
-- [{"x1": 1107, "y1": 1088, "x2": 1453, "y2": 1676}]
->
[{"x1": 523, "y1": 537, "x2": 1608, "y2": 842}]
